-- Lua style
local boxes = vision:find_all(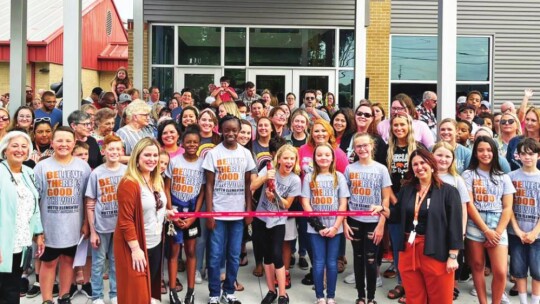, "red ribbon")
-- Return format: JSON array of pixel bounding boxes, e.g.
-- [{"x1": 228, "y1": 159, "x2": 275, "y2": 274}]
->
[{"x1": 170, "y1": 210, "x2": 378, "y2": 218}]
